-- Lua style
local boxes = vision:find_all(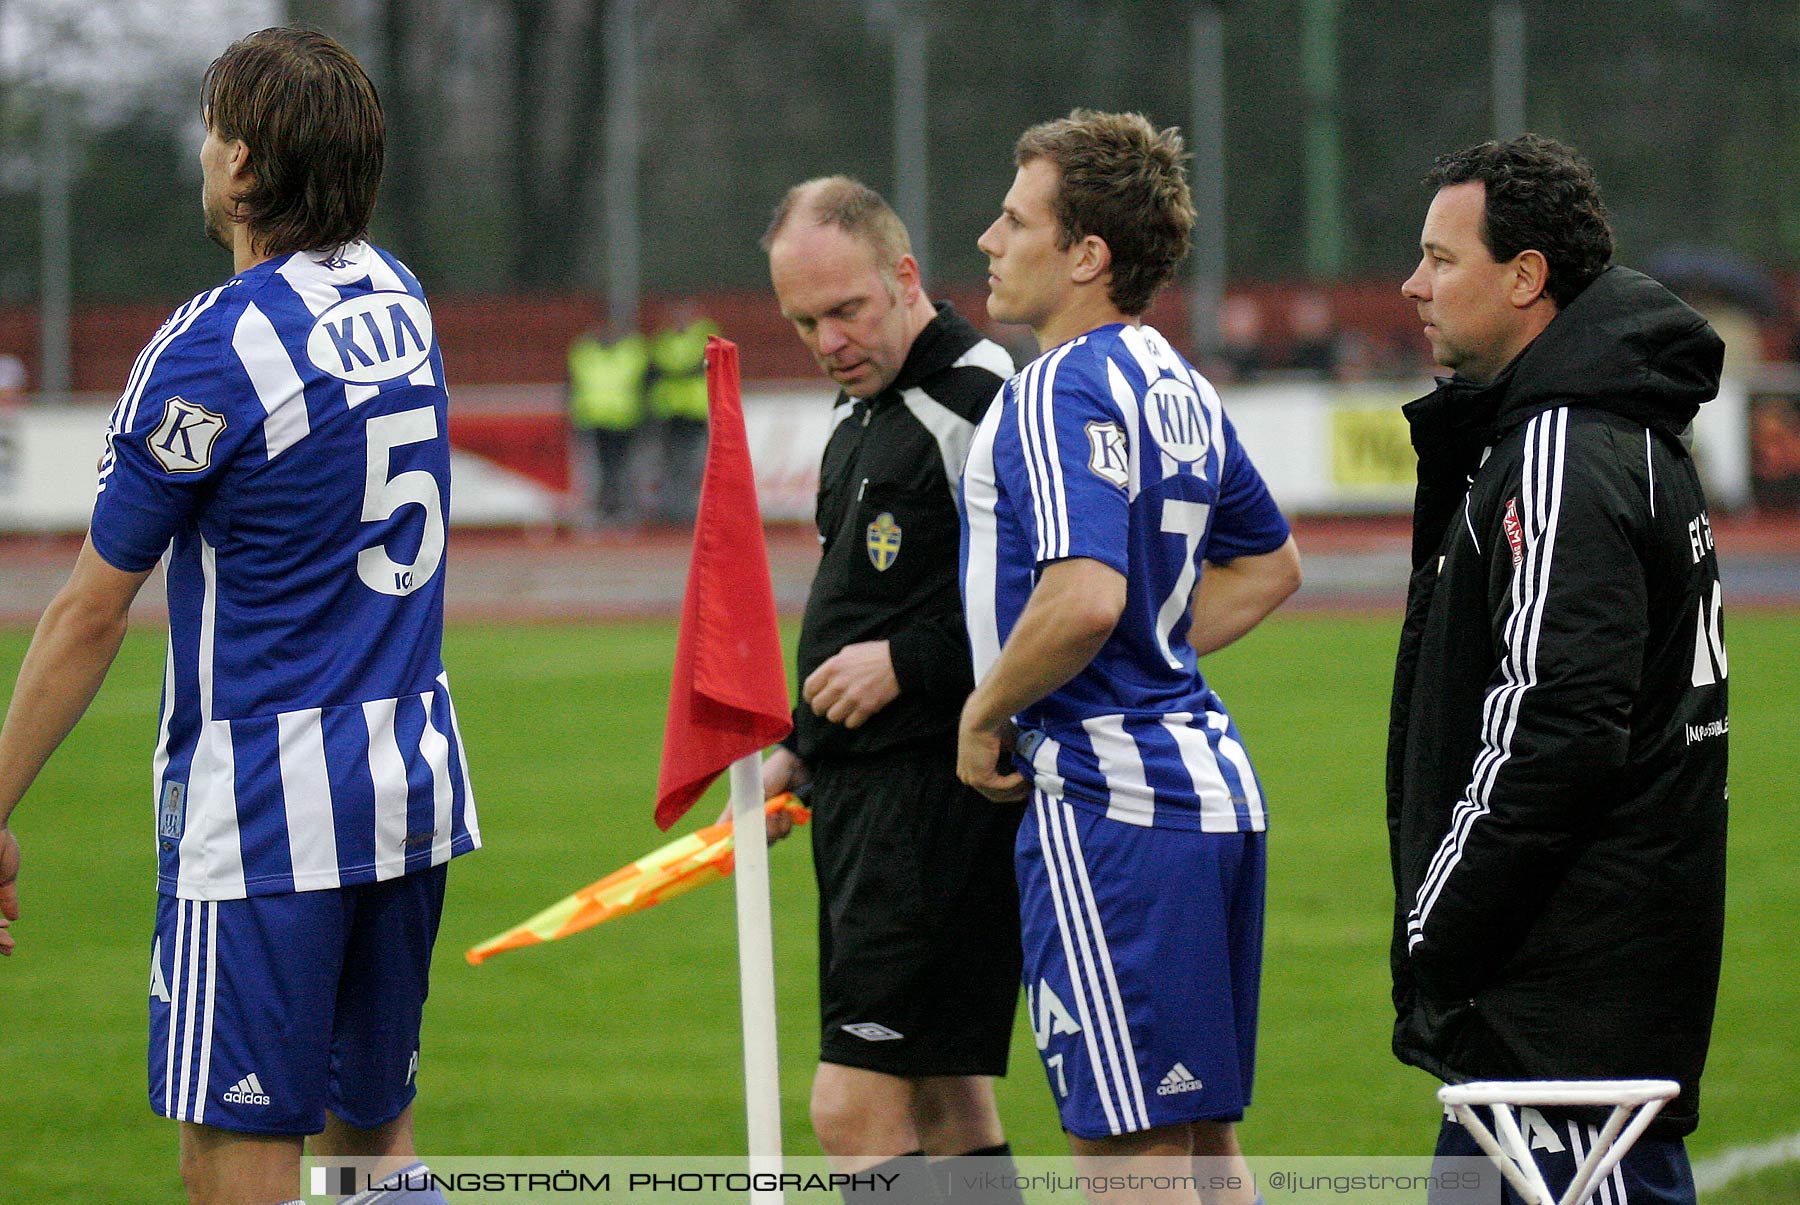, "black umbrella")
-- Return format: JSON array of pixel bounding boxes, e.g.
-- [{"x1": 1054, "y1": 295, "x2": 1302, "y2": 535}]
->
[{"x1": 1644, "y1": 246, "x2": 1784, "y2": 319}]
